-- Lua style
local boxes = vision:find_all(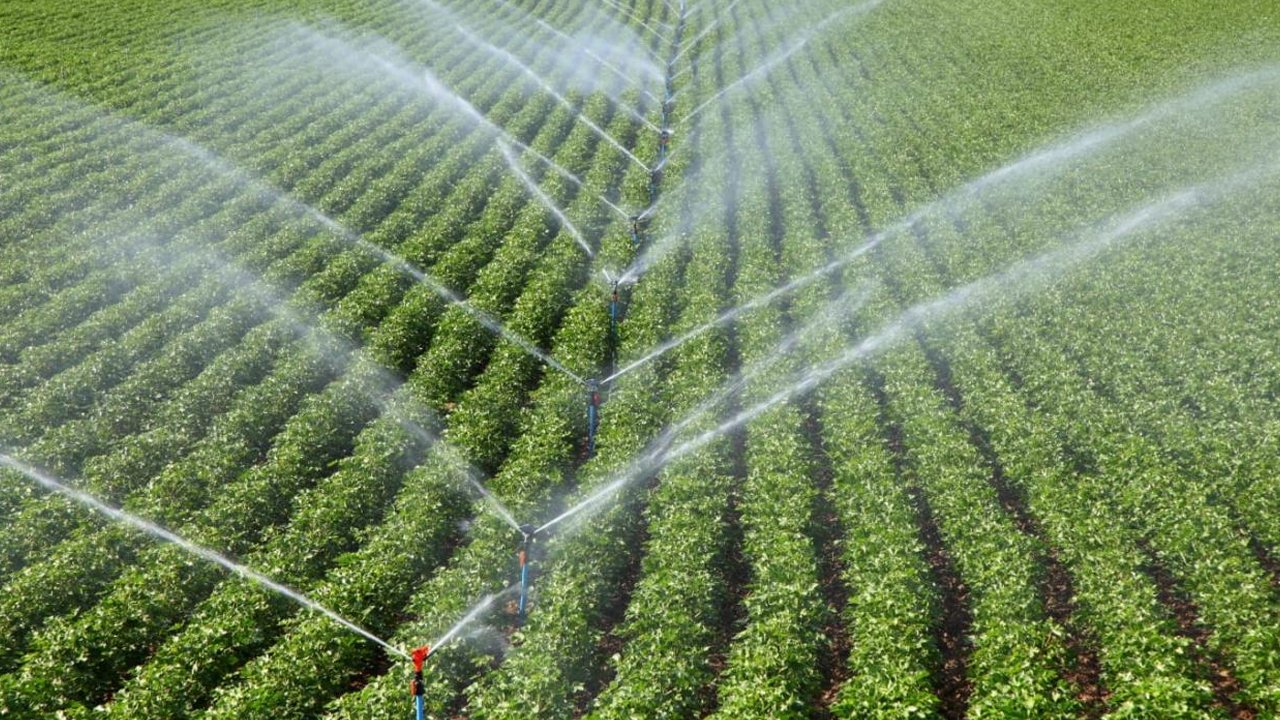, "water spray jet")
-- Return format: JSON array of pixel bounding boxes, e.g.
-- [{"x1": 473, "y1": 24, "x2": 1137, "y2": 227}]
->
[
  {"x1": 0, "y1": 454, "x2": 410, "y2": 661},
  {"x1": 459, "y1": 25, "x2": 651, "y2": 174},
  {"x1": 529, "y1": 18, "x2": 663, "y2": 103}
]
